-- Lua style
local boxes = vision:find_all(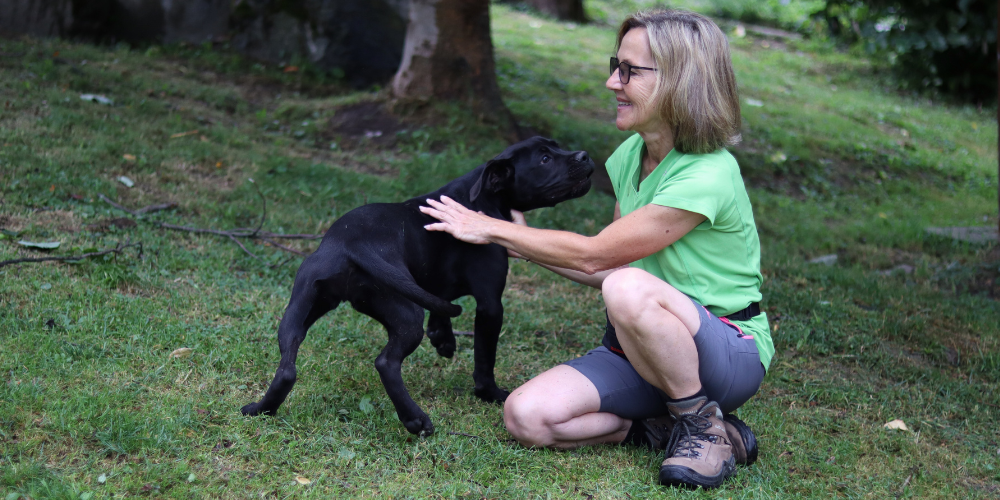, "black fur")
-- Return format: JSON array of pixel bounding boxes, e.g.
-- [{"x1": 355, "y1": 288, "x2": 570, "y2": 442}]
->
[{"x1": 241, "y1": 137, "x2": 594, "y2": 436}]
